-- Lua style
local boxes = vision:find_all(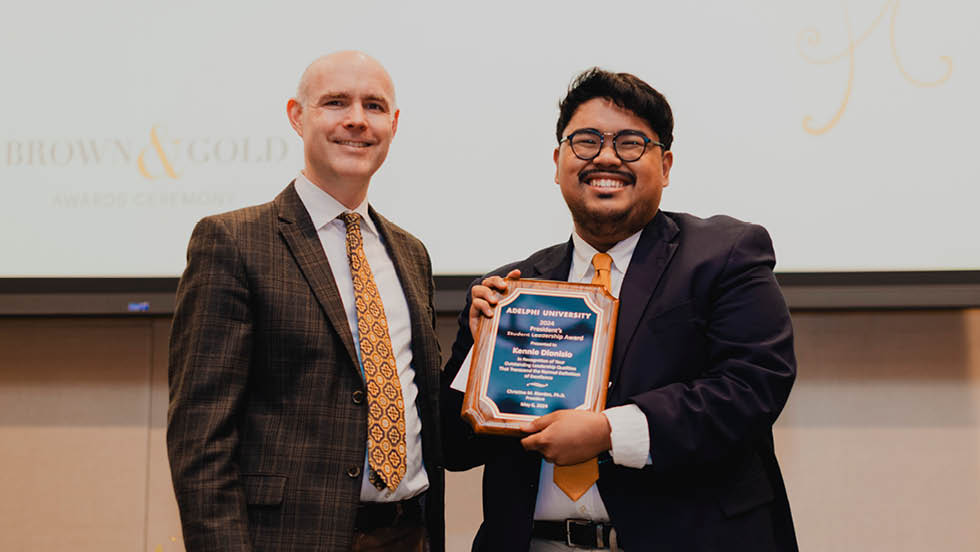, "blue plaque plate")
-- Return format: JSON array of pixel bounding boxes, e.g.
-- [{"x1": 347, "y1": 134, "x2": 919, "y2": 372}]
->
[{"x1": 462, "y1": 279, "x2": 618, "y2": 435}]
